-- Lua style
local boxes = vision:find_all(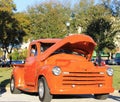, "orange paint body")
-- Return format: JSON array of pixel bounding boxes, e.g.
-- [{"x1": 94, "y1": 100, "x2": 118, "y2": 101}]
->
[{"x1": 11, "y1": 34, "x2": 114, "y2": 95}]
